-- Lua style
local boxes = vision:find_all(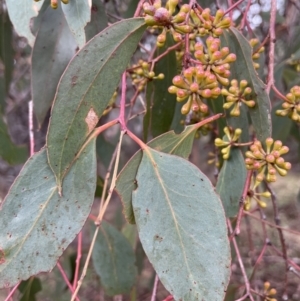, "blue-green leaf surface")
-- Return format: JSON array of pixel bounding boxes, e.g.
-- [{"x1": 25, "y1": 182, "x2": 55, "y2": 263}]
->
[
  {"x1": 92, "y1": 222, "x2": 137, "y2": 296},
  {"x1": 133, "y1": 148, "x2": 230, "y2": 301},
  {"x1": 46, "y1": 18, "x2": 146, "y2": 188},
  {"x1": 0, "y1": 139, "x2": 96, "y2": 288}
]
